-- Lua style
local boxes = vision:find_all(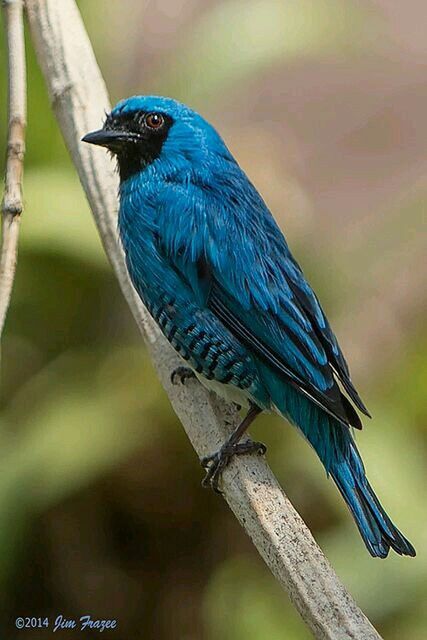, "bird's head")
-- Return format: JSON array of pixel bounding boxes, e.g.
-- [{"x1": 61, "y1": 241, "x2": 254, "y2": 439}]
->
[{"x1": 82, "y1": 95, "x2": 229, "y2": 182}]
